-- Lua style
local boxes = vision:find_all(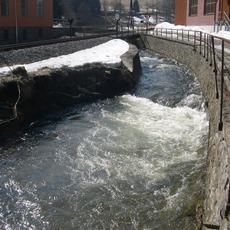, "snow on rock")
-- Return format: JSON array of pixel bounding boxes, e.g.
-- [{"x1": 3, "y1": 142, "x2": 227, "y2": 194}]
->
[
  {"x1": 155, "y1": 22, "x2": 210, "y2": 33},
  {"x1": 133, "y1": 16, "x2": 145, "y2": 23},
  {"x1": 155, "y1": 22, "x2": 230, "y2": 40},
  {"x1": 155, "y1": 22, "x2": 175, "y2": 29},
  {"x1": 155, "y1": 22, "x2": 189, "y2": 30},
  {"x1": 213, "y1": 30, "x2": 230, "y2": 40},
  {"x1": 0, "y1": 39, "x2": 130, "y2": 76}
]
